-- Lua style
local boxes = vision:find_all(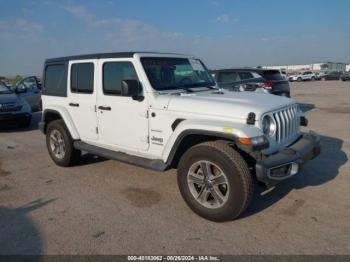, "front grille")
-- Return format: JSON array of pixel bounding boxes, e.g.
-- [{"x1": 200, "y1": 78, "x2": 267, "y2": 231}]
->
[
  {"x1": 0, "y1": 103, "x2": 22, "y2": 112},
  {"x1": 272, "y1": 105, "x2": 299, "y2": 143}
]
